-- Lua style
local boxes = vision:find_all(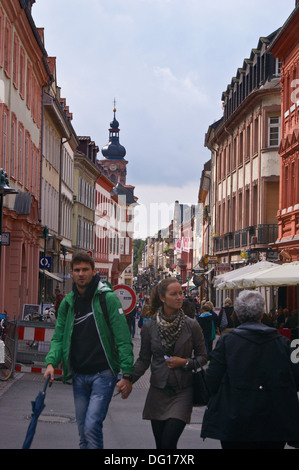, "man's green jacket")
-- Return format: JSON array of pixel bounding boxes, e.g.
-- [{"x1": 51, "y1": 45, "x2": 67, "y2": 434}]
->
[{"x1": 45, "y1": 281, "x2": 134, "y2": 381}]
